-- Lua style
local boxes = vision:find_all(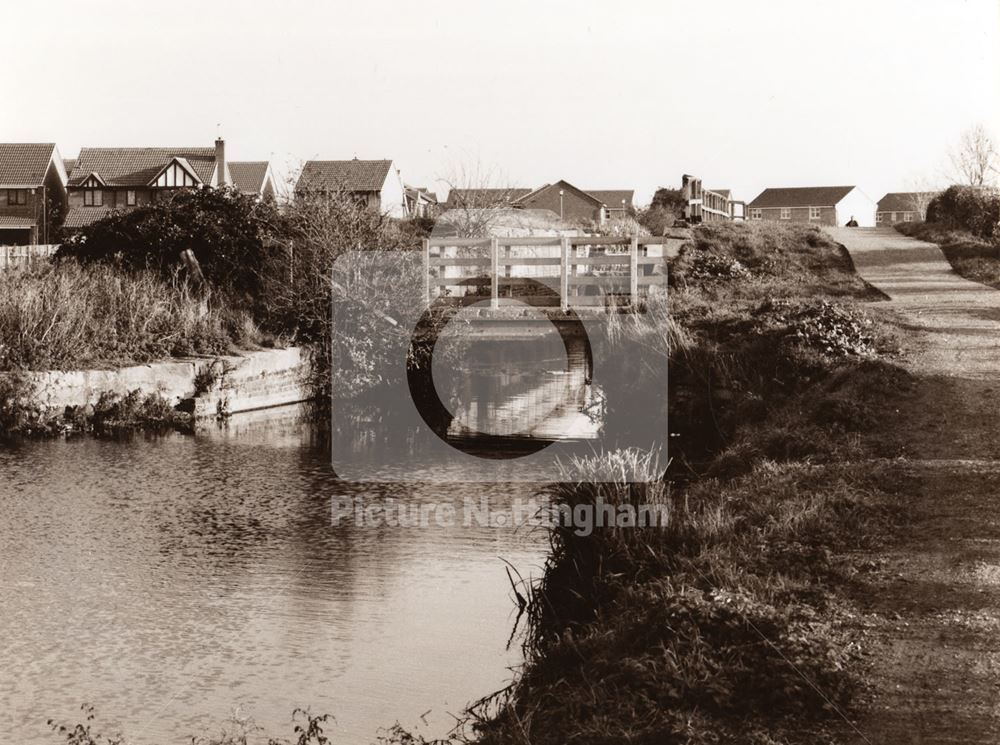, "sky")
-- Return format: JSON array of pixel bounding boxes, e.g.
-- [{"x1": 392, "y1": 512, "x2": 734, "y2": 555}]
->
[{"x1": 5, "y1": 0, "x2": 999, "y2": 205}]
